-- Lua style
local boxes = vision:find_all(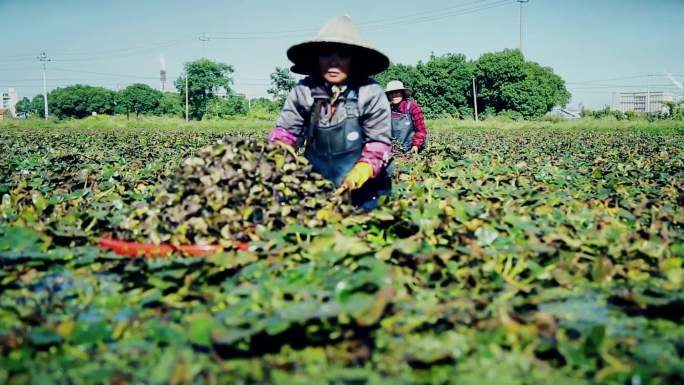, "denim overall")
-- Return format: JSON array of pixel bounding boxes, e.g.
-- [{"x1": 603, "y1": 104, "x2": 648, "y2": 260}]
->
[
  {"x1": 304, "y1": 88, "x2": 392, "y2": 211},
  {"x1": 391, "y1": 101, "x2": 415, "y2": 151}
]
